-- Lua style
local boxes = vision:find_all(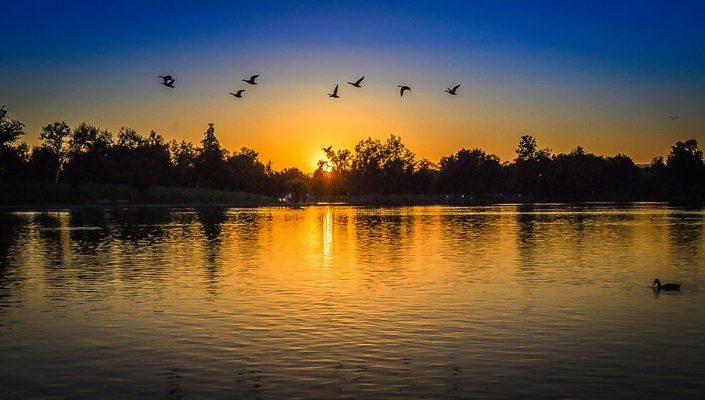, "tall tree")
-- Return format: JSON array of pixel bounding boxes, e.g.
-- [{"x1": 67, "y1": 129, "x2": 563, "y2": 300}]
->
[
  {"x1": 194, "y1": 123, "x2": 227, "y2": 189},
  {"x1": 39, "y1": 121, "x2": 71, "y2": 183},
  {"x1": 440, "y1": 148, "x2": 502, "y2": 196},
  {"x1": 226, "y1": 147, "x2": 267, "y2": 193},
  {"x1": 64, "y1": 122, "x2": 113, "y2": 185},
  {"x1": 169, "y1": 140, "x2": 197, "y2": 186},
  {"x1": 0, "y1": 105, "x2": 27, "y2": 182},
  {"x1": 666, "y1": 139, "x2": 704, "y2": 193},
  {"x1": 513, "y1": 135, "x2": 551, "y2": 198},
  {"x1": 0, "y1": 105, "x2": 24, "y2": 148}
]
